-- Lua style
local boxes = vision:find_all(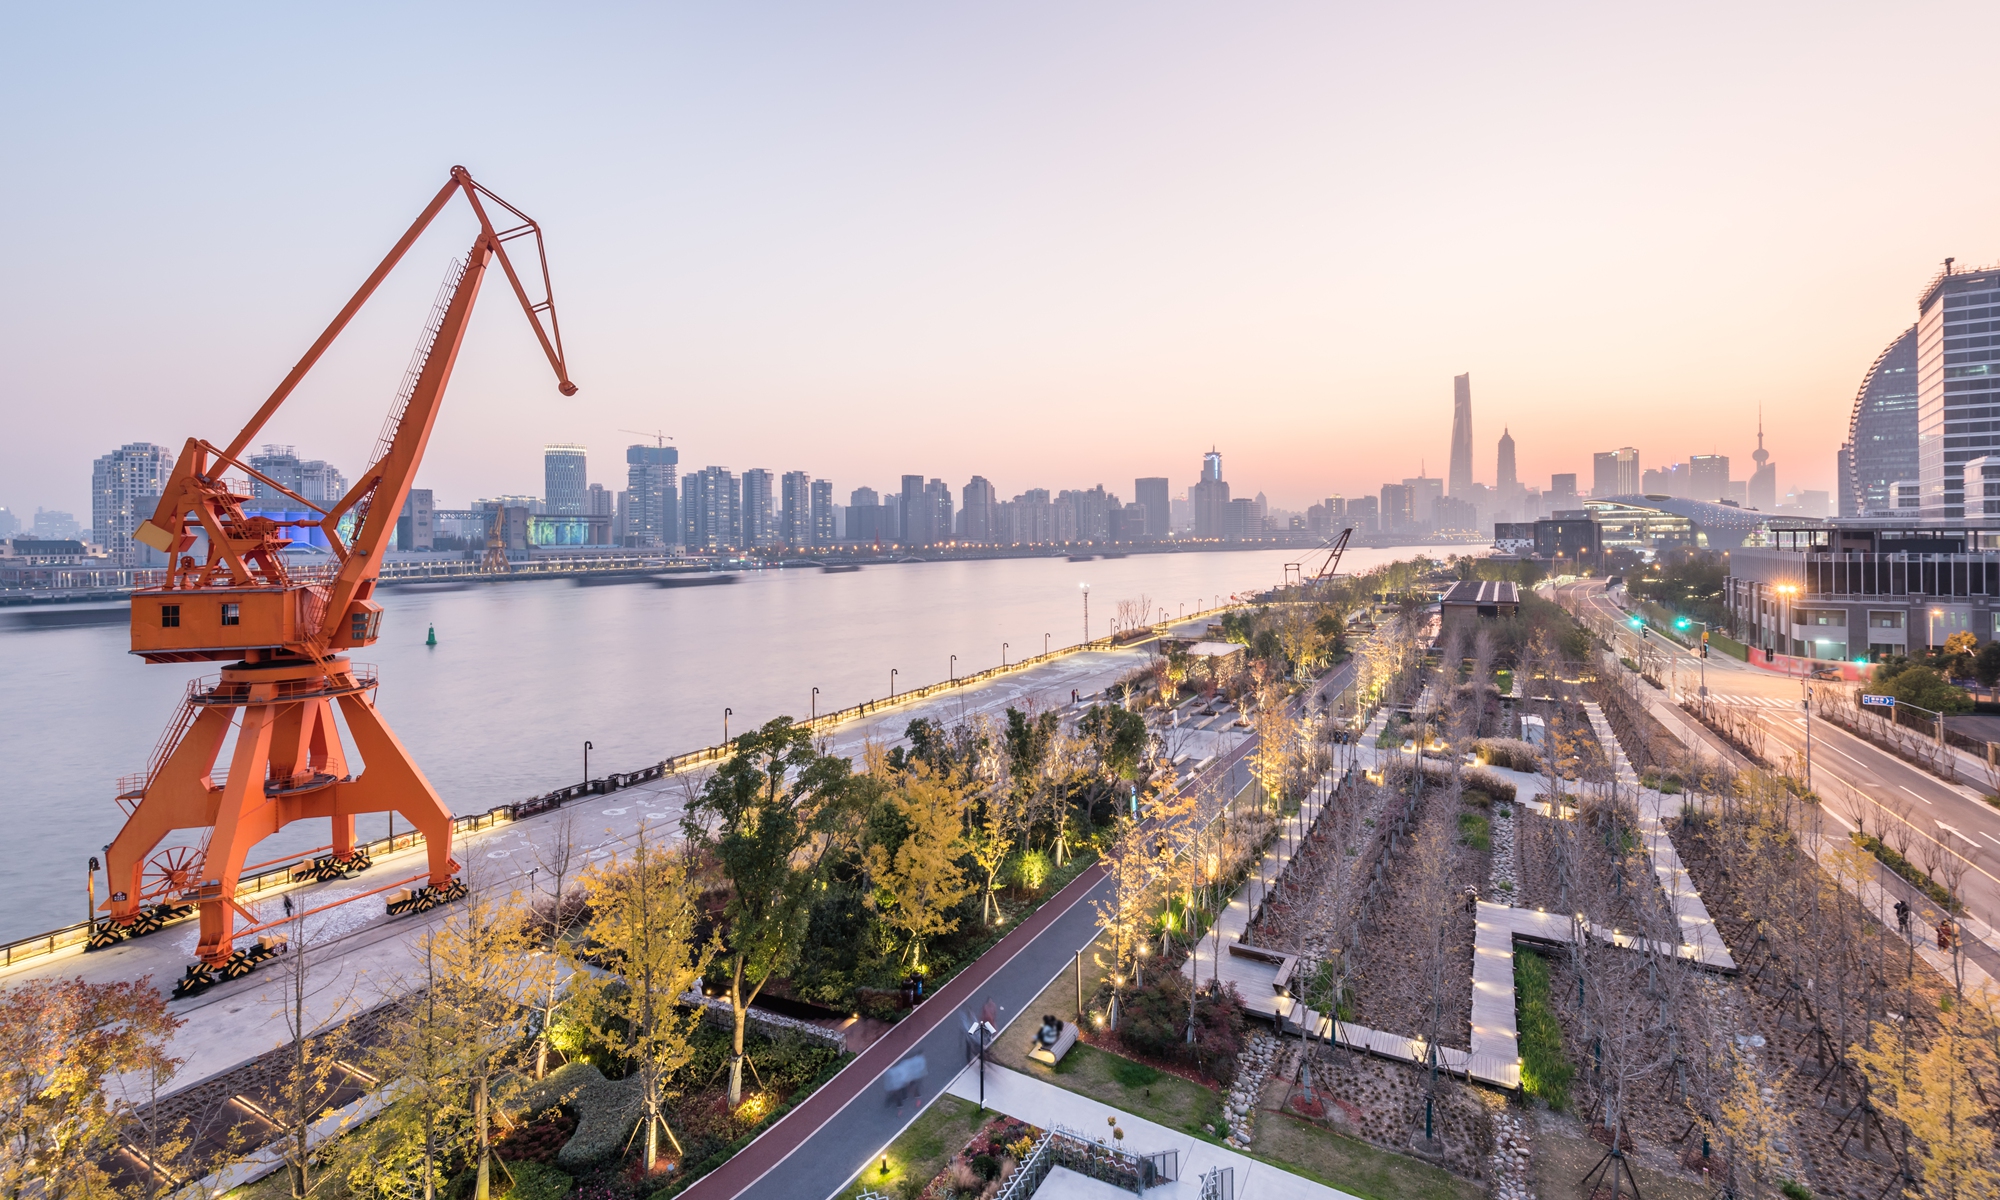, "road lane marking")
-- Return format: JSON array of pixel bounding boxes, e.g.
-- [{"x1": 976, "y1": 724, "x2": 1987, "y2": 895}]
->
[
  {"x1": 1937, "y1": 822, "x2": 1967, "y2": 840},
  {"x1": 1902, "y1": 785, "x2": 1935, "y2": 805},
  {"x1": 1980, "y1": 831, "x2": 2000, "y2": 848}
]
